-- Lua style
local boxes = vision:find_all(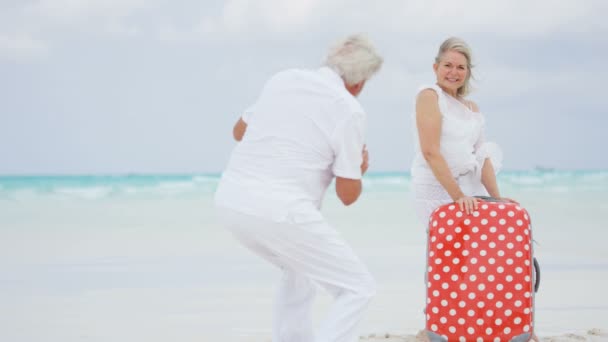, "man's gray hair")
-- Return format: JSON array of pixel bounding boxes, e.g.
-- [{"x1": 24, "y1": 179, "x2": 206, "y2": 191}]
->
[{"x1": 325, "y1": 34, "x2": 383, "y2": 85}]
